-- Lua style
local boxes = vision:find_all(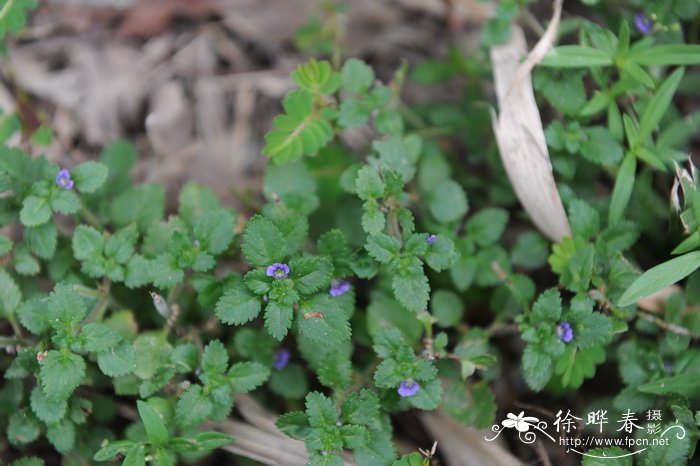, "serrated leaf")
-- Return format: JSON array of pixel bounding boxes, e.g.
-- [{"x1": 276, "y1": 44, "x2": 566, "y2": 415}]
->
[
  {"x1": 80, "y1": 322, "x2": 121, "y2": 353},
  {"x1": 72, "y1": 161, "x2": 108, "y2": 193},
  {"x1": 104, "y1": 224, "x2": 138, "y2": 263},
  {"x1": 97, "y1": 342, "x2": 136, "y2": 377},
  {"x1": 429, "y1": 180, "x2": 468, "y2": 223},
  {"x1": 24, "y1": 222, "x2": 57, "y2": 259},
  {"x1": 342, "y1": 58, "x2": 374, "y2": 93},
  {"x1": 30, "y1": 386, "x2": 67, "y2": 424},
  {"x1": 228, "y1": 361, "x2": 270, "y2": 392},
  {"x1": 306, "y1": 391, "x2": 337, "y2": 428},
  {"x1": 466, "y1": 208, "x2": 508, "y2": 246},
  {"x1": 318, "y1": 351, "x2": 352, "y2": 389},
  {"x1": 365, "y1": 234, "x2": 401, "y2": 264},
  {"x1": 276, "y1": 411, "x2": 311, "y2": 439},
  {"x1": 176, "y1": 384, "x2": 214, "y2": 429},
  {"x1": 521, "y1": 346, "x2": 552, "y2": 391},
  {"x1": 0, "y1": 268, "x2": 21, "y2": 316},
  {"x1": 40, "y1": 350, "x2": 85, "y2": 401},
  {"x1": 291, "y1": 255, "x2": 333, "y2": 295},
  {"x1": 193, "y1": 208, "x2": 235, "y2": 255},
  {"x1": 50, "y1": 189, "x2": 81, "y2": 214},
  {"x1": 569, "y1": 199, "x2": 600, "y2": 240},
  {"x1": 425, "y1": 235, "x2": 458, "y2": 271},
  {"x1": 392, "y1": 269, "x2": 430, "y2": 313},
  {"x1": 72, "y1": 225, "x2": 104, "y2": 261},
  {"x1": 264, "y1": 300, "x2": 294, "y2": 340},
  {"x1": 216, "y1": 283, "x2": 262, "y2": 325},
  {"x1": 8, "y1": 409, "x2": 41, "y2": 445},
  {"x1": 47, "y1": 418, "x2": 75, "y2": 453},
  {"x1": 20, "y1": 196, "x2": 51, "y2": 226},
  {"x1": 532, "y1": 288, "x2": 562, "y2": 321},
  {"x1": 355, "y1": 165, "x2": 385, "y2": 201},
  {"x1": 241, "y1": 215, "x2": 287, "y2": 267},
  {"x1": 298, "y1": 294, "x2": 351, "y2": 342}
]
